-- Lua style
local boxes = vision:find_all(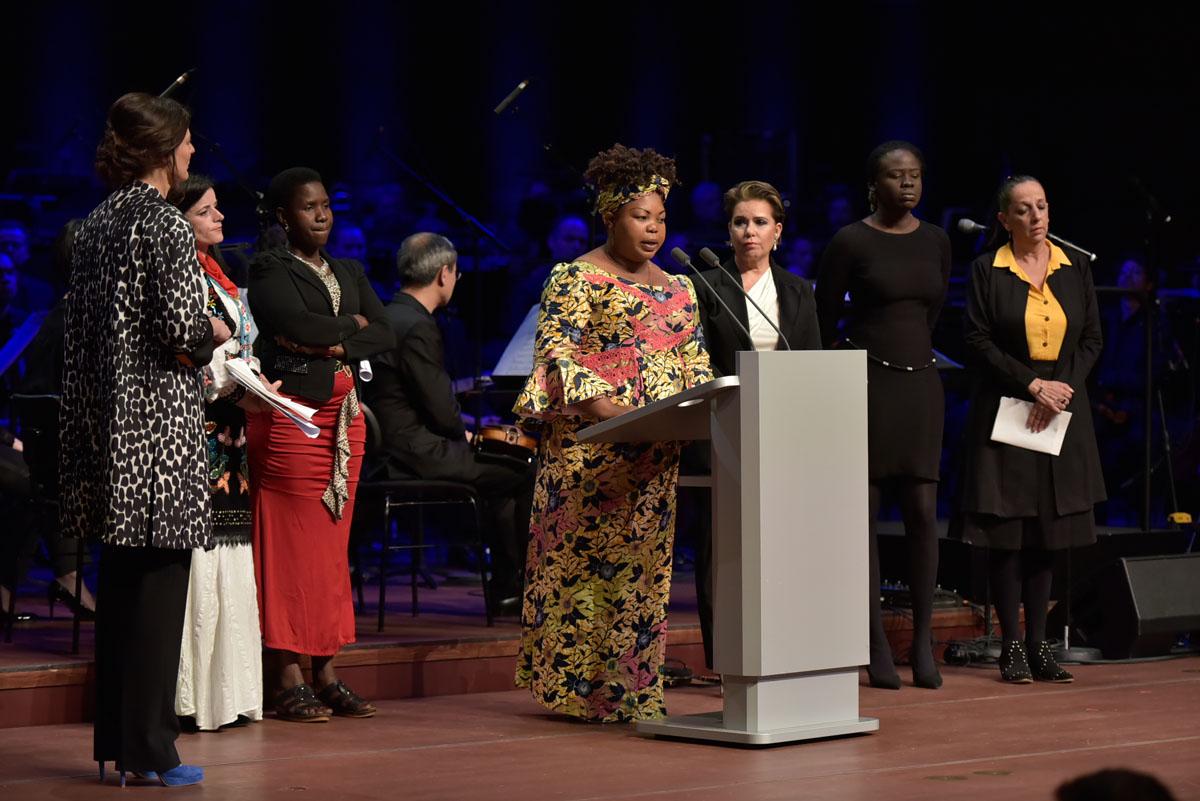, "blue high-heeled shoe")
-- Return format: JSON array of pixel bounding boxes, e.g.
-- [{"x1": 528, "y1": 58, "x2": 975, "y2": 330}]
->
[
  {"x1": 143, "y1": 765, "x2": 203, "y2": 787},
  {"x1": 119, "y1": 770, "x2": 161, "y2": 787},
  {"x1": 97, "y1": 762, "x2": 157, "y2": 785}
]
